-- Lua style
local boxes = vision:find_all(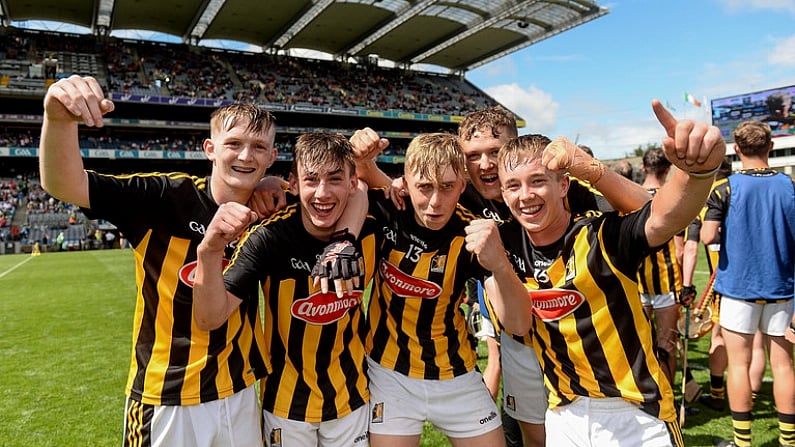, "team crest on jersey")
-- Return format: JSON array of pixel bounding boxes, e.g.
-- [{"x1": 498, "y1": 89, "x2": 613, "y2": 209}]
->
[
  {"x1": 529, "y1": 288, "x2": 585, "y2": 321},
  {"x1": 430, "y1": 255, "x2": 447, "y2": 273},
  {"x1": 371, "y1": 402, "x2": 384, "y2": 423},
  {"x1": 379, "y1": 260, "x2": 442, "y2": 299},
  {"x1": 565, "y1": 254, "x2": 576, "y2": 281},
  {"x1": 178, "y1": 259, "x2": 230, "y2": 287},
  {"x1": 291, "y1": 290, "x2": 362, "y2": 325},
  {"x1": 269, "y1": 428, "x2": 282, "y2": 447}
]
